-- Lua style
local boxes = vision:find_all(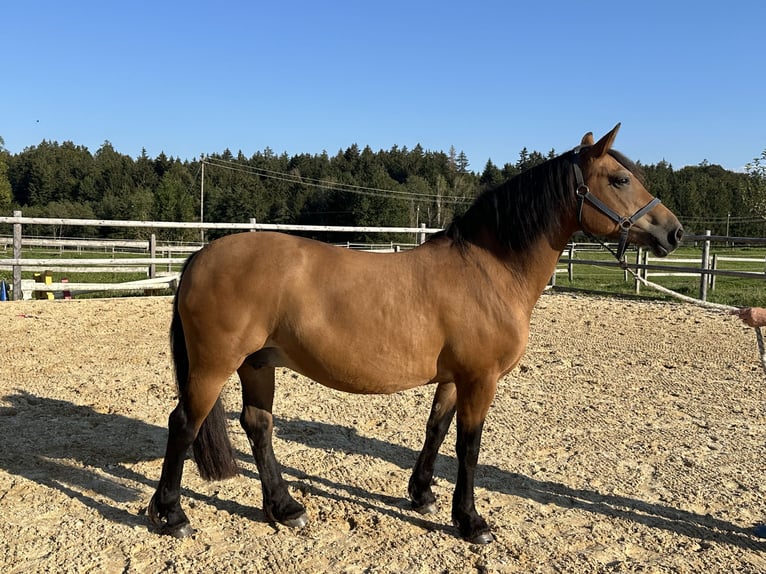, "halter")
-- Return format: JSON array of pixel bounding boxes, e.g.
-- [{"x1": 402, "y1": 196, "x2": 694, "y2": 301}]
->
[{"x1": 571, "y1": 147, "x2": 661, "y2": 264}]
